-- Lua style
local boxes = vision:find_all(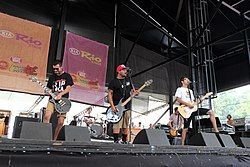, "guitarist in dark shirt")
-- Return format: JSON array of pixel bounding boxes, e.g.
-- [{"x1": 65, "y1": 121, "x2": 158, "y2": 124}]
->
[
  {"x1": 43, "y1": 60, "x2": 74, "y2": 140},
  {"x1": 108, "y1": 64, "x2": 138, "y2": 143}
]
